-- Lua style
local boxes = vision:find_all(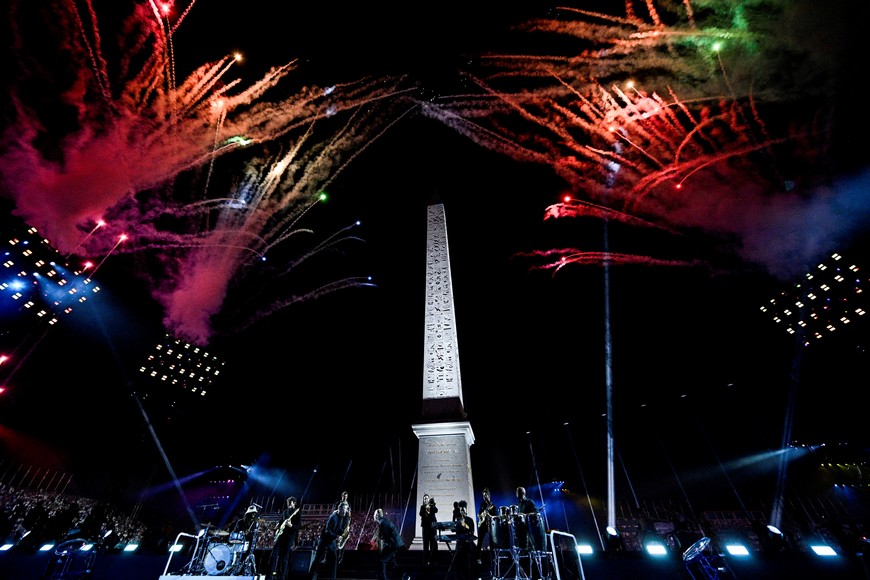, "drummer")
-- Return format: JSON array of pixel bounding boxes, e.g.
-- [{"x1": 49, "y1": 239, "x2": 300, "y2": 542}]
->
[
  {"x1": 514, "y1": 487, "x2": 538, "y2": 552},
  {"x1": 230, "y1": 504, "x2": 260, "y2": 542}
]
